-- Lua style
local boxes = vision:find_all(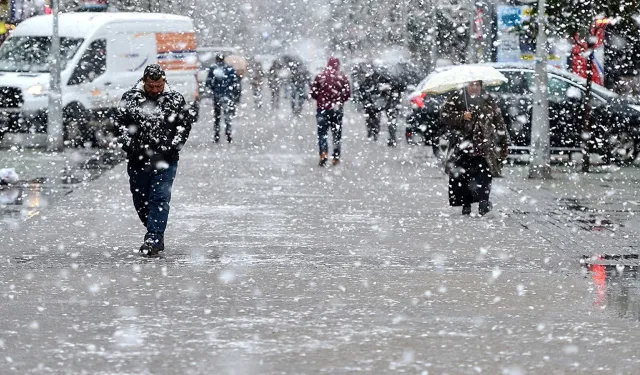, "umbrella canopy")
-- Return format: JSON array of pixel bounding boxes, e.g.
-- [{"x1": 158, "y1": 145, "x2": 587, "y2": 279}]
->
[
  {"x1": 420, "y1": 65, "x2": 508, "y2": 94},
  {"x1": 224, "y1": 55, "x2": 248, "y2": 78}
]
